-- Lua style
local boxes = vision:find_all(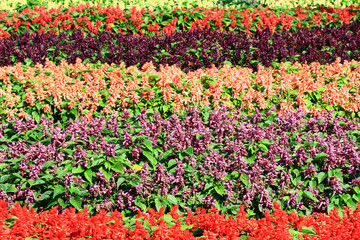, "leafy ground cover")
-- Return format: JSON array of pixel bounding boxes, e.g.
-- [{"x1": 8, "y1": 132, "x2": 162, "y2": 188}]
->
[{"x1": 0, "y1": 5, "x2": 359, "y2": 38}]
